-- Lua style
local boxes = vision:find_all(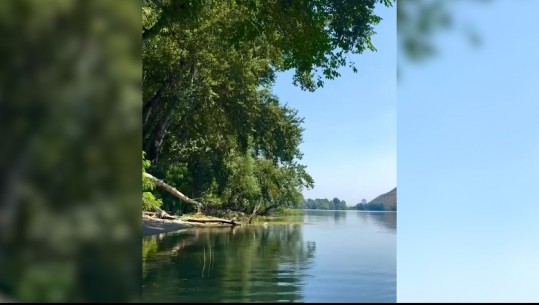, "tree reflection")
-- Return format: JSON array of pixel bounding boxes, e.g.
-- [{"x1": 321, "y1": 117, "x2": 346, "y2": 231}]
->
[
  {"x1": 142, "y1": 224, "x2": 315, "y2": 302},
  {"x1": 332, "y1": 210, "x2": 347, "y2": 223},
  {"x1": 355, "y1": 212, "x2": 396, "y2": 233},
  {"x1": 303, "y1": 209, "x2": 347, "y2": 224}
]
